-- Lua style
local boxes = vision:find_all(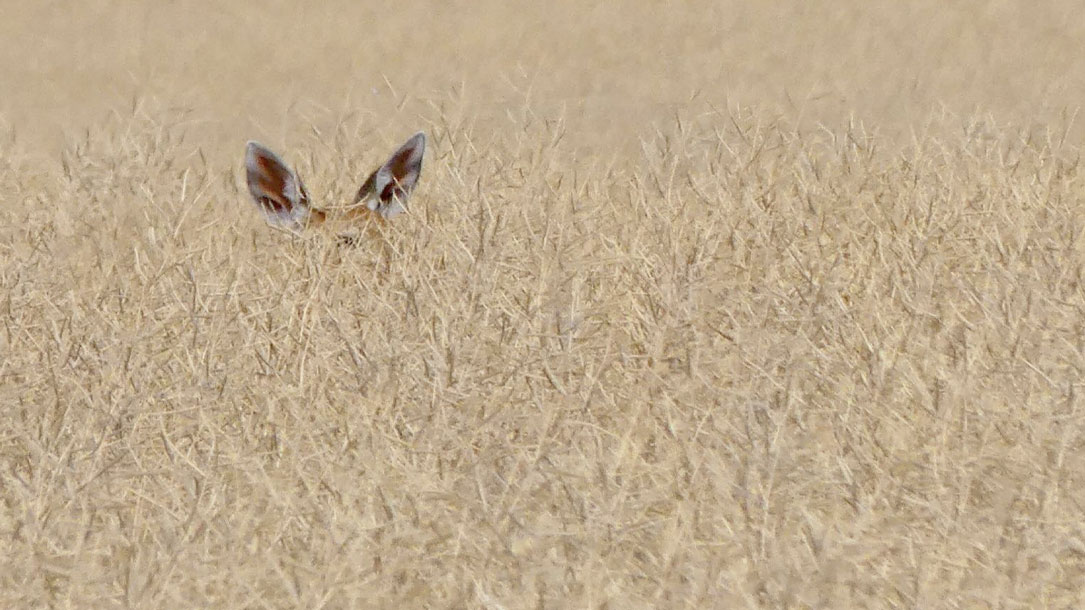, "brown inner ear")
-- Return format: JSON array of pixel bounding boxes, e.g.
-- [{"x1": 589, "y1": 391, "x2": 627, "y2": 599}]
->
[
  {"x1": 253, "y1": 156, "x2": 291, "y2": 212},
  {"x1": 353, "y1": 170, "x2": 379, "y2": 205},
  {"x1": 256, "y1": 187, "x2": 289, "y2": 214},
  {"x1": 388, "y1": 149, "x2": 414, "y2": 178},
  {"x1": 380, "y1": 180, "x2": 406, "y2": 203},
  {"x1": 253, "y1": 154, "x2": 310, "y2": 214},
  {"x1": 351, "y1": 140, "x2": 421, "y2": 205},
  {"x1": 378, "y1": 146, "x2": 419, "y2": 202}
]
